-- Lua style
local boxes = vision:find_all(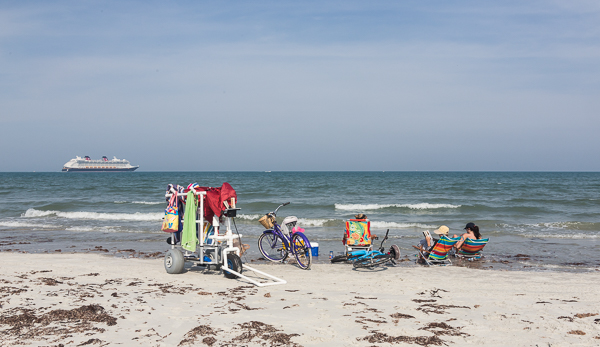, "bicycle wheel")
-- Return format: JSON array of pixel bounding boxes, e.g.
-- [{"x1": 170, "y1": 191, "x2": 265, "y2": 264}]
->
[
  {"x1": 353, "y1": 254, "x2": 392, "y2": 268},
  {"x1": 258, "y1": 232, "x2": 288, "y2": 262},
  {"x1": 330, "y1": 254, "x2": 348, "y2": 263},
  {"x1": 292, "y1": 234, "x2": 312, "y2": 270}
]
